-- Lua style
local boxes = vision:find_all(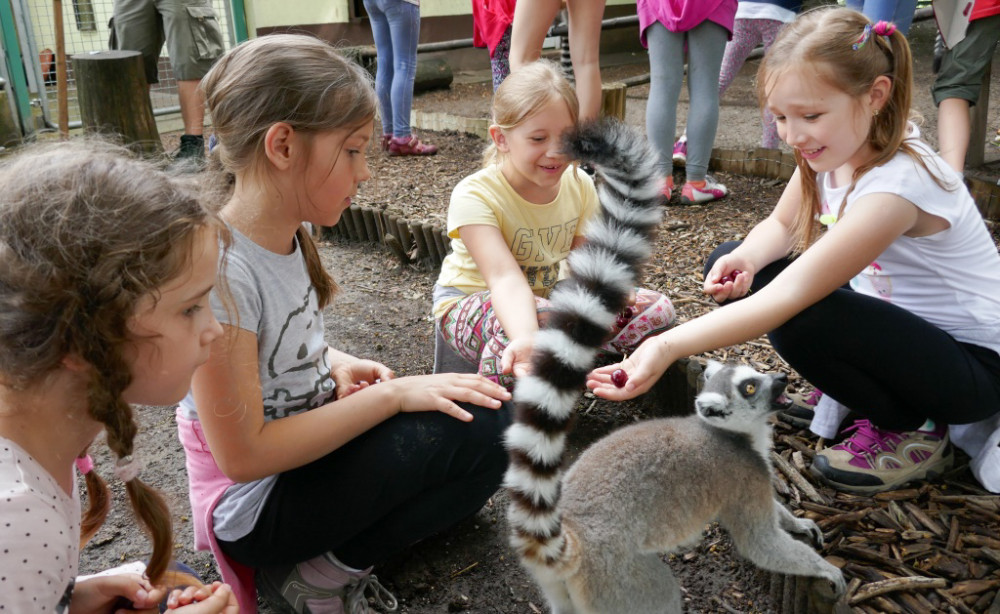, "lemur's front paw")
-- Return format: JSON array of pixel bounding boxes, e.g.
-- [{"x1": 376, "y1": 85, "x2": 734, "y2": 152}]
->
[{"x1": 790, "y1": 517, "x2": 824, "y2": 549}]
